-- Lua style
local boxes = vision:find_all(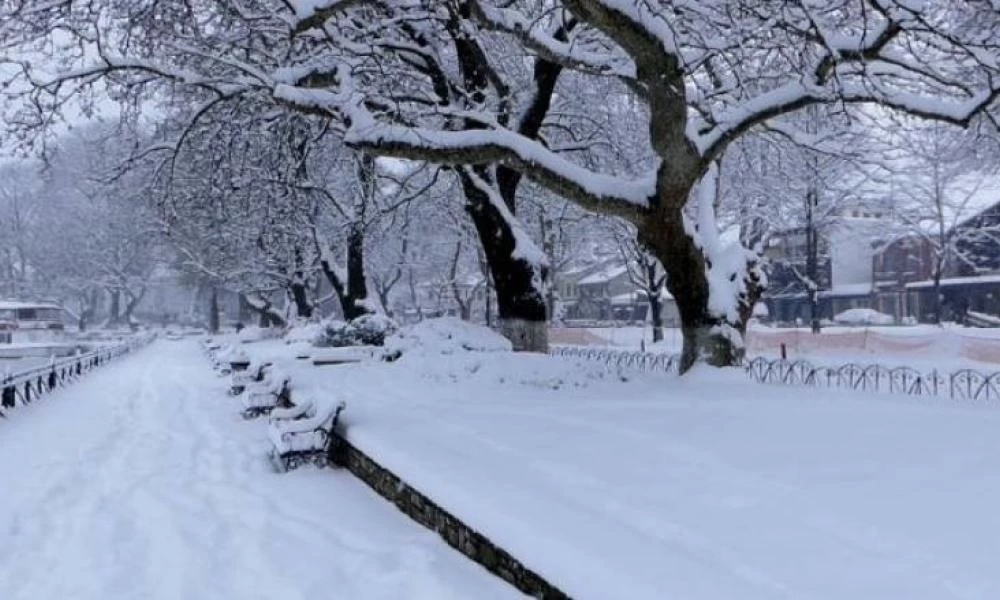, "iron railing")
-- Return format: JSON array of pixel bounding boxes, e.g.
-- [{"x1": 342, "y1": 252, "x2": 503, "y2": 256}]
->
[
  {"x1": 550, "y1": 345, "x2": 1000, "y2": 402},
  {"x1": 0, "y1": 333, "x2": 155, "y2": 418}
]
